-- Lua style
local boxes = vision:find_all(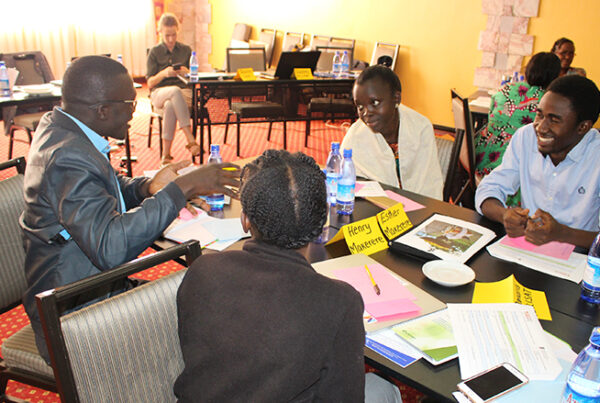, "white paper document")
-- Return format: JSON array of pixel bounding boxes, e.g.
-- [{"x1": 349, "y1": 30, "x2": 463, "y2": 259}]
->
[
  {"x1": 355, "y1": 181, "x2": 387, "y2": 198},
  {"x1": 164, "y1": 215, "x2": 249, "y2": 250},
  {"x1": 365, "y1": 327, "x2": 422, "y2": 368},
  {"x1": 447, "y1": 303, "x2": 561, "y2": 381},
  {"x1": 486, "y1": 238, "x2": 587, "y2": 283}
]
